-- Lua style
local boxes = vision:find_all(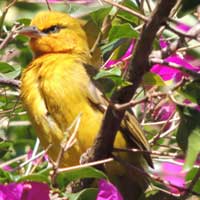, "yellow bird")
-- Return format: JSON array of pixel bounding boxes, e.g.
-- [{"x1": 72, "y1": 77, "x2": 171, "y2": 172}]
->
[{"x1": 20, "y1": 11, "x2": 152, "y2": 199}]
